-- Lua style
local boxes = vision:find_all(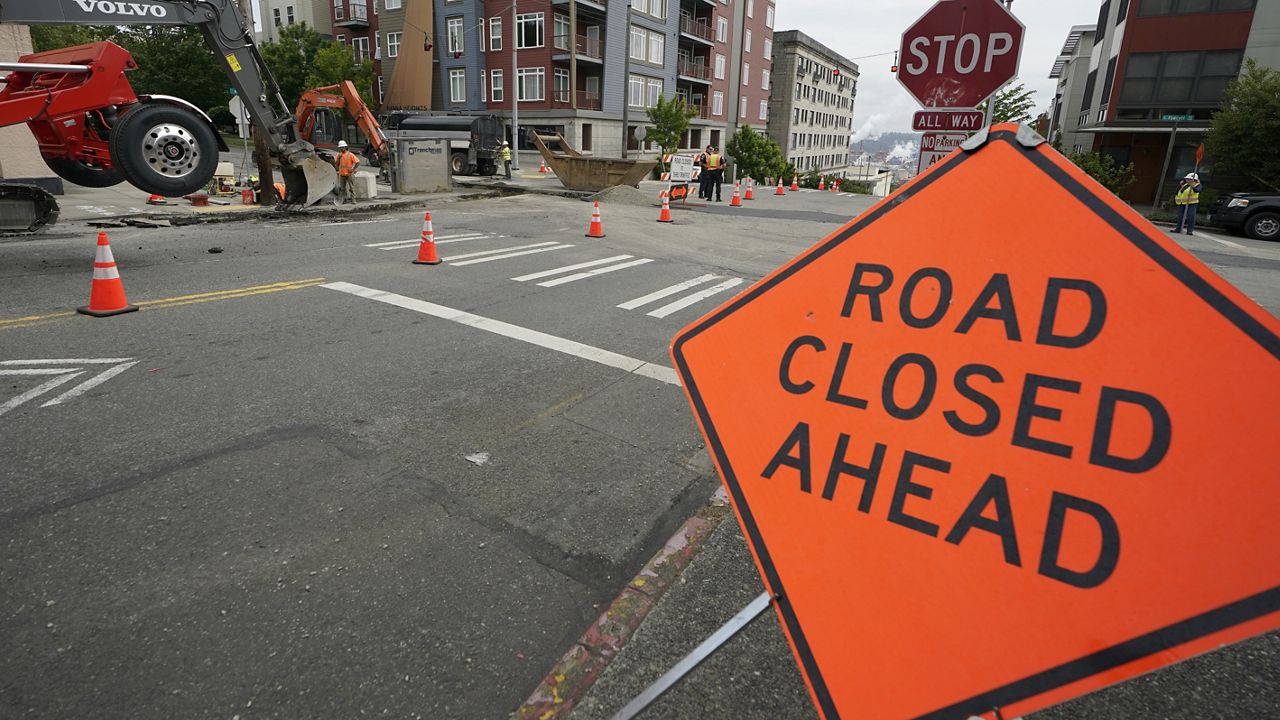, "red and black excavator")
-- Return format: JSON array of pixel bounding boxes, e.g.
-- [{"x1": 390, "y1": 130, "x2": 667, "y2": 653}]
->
[
  {"x1": 0, "y1": 0, "x2": 337, "y2": 233},
  {"x1": 295, "y1": 80, "x2": 389, "y2": 163}
]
